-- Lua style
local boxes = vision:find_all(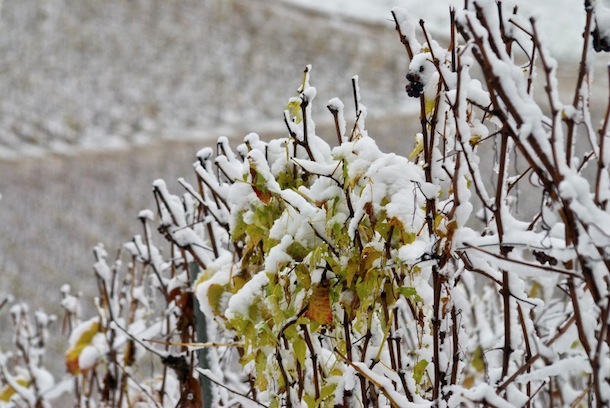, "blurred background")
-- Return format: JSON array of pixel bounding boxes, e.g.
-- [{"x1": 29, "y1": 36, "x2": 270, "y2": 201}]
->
[
  {"x1": 0, "y1": 0, "x2": 606, "y2": 315},
  {"x1": 0, "y1": 0, "x2": 417, "y2": 311}
]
